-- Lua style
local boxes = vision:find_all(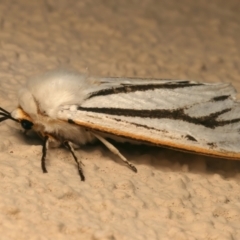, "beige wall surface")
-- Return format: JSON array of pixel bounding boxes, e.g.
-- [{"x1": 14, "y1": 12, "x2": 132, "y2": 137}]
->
[{"x1": 0, "y1": 0, "x2": 240, "y2": 239}]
